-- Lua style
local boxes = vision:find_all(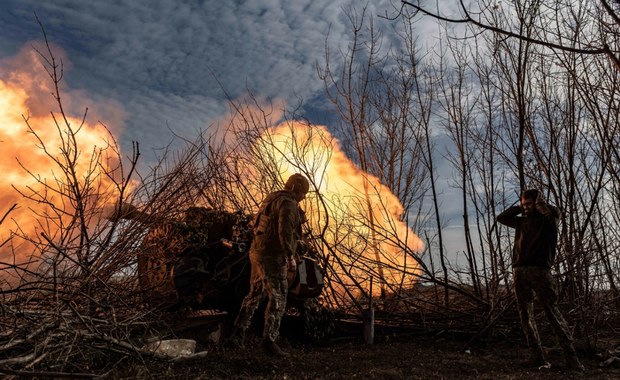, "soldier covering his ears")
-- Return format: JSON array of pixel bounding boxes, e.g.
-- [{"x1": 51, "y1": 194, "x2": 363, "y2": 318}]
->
[{"x1": 497, "y1": 189, "x2": 584, "y2": 371}]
